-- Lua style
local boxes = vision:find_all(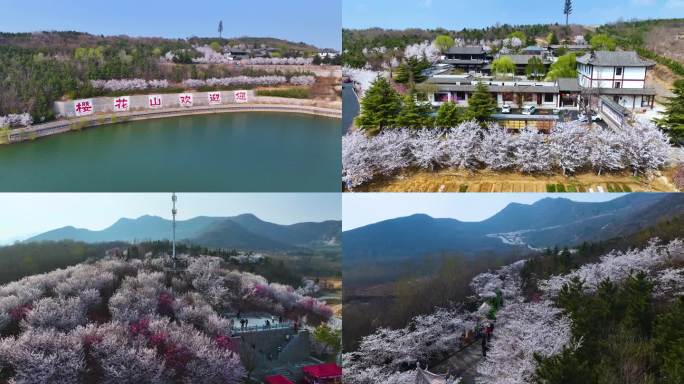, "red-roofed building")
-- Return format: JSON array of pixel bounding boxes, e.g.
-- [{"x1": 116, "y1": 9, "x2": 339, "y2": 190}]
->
[
  {"x1": 301, "y1": 363, "x2": 342, "y2": 384},
  {"x1": 263, "y1": 375, "x2": 294, "y2": 384}
]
